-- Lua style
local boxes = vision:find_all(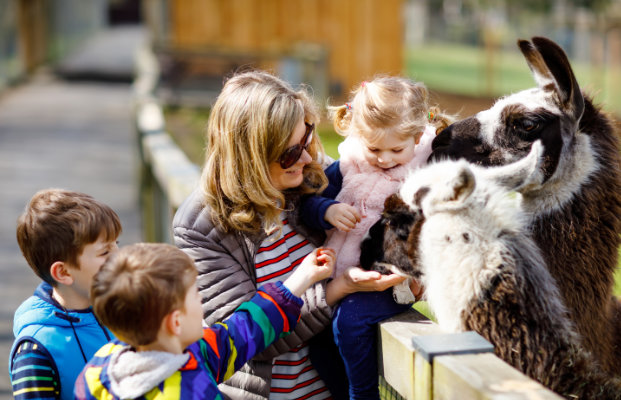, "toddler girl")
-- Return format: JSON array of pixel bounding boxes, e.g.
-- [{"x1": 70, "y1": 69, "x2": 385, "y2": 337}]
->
[{"x1": 302, "y1": 76, "x2": 452, "y2": 399}]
